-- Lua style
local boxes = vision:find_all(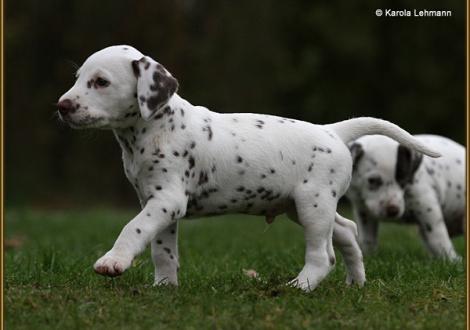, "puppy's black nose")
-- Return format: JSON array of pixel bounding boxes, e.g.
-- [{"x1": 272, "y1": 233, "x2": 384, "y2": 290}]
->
[
  {"x1": 386, "y1": 205, "x2": 400, "y2": 218},
  {"x1": 57, "y1": 99, "x2": 75, "y2": 116}
]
